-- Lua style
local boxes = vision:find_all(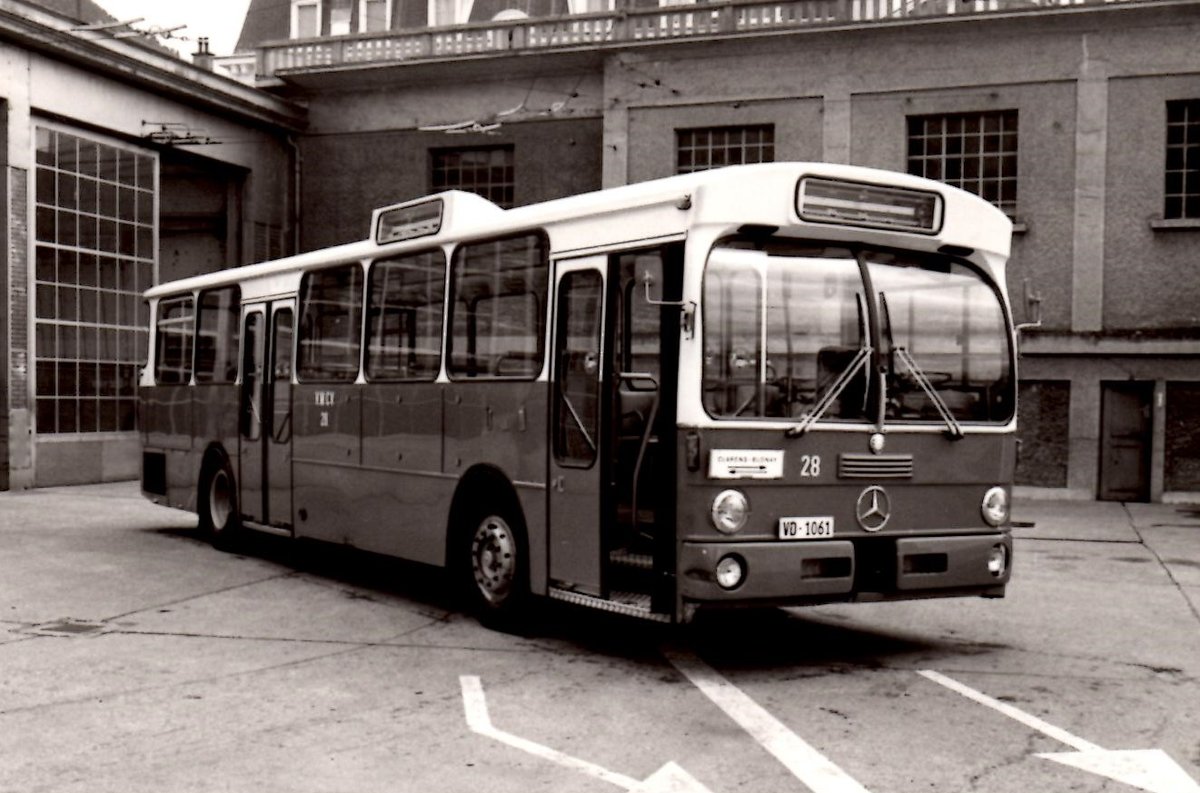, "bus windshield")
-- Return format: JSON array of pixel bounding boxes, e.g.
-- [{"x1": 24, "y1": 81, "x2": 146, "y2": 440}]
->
[{"x1": 702, "y1": 243, "x2": 1014, "y2": 425}]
